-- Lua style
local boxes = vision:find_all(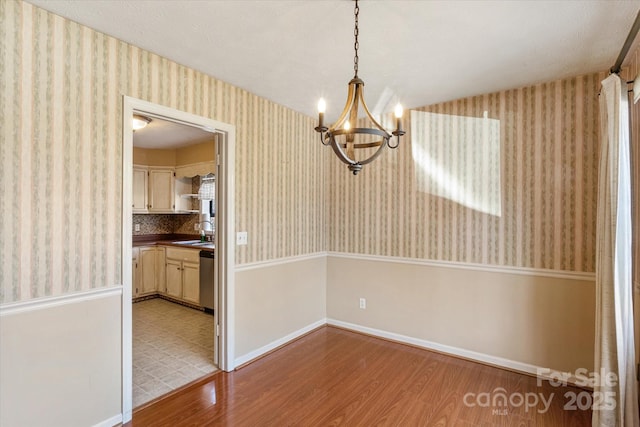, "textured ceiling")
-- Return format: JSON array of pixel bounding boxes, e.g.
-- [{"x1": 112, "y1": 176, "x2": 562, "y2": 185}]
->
[
  {"x1": 133, "y1": 115, "x2": 213, "y2": 149},
  {"x1": 28, "y1": 0, "x2": 640, "y2": 122}
]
